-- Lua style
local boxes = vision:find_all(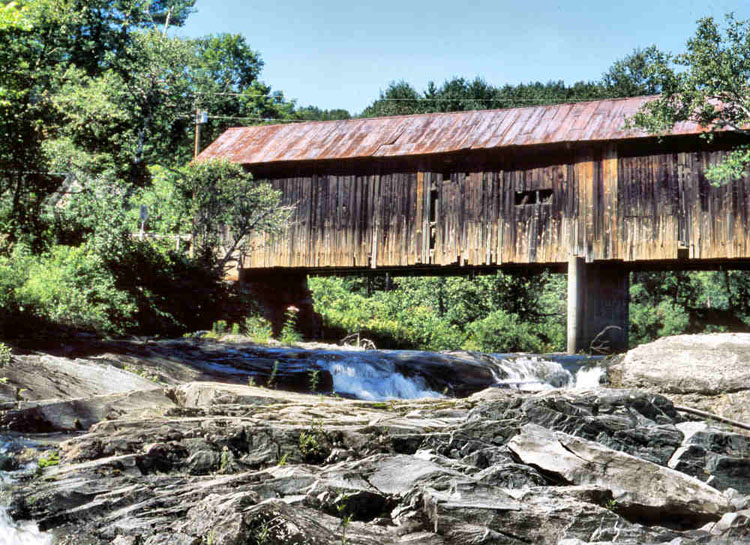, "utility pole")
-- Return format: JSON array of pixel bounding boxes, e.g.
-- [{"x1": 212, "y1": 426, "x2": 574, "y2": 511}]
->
[
  {"x1": 191, "y1": 108, "x2": 208, "y2": 258},
  {"x1": 194, "y1": 108, "x2": 208, "y2": 159}
]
